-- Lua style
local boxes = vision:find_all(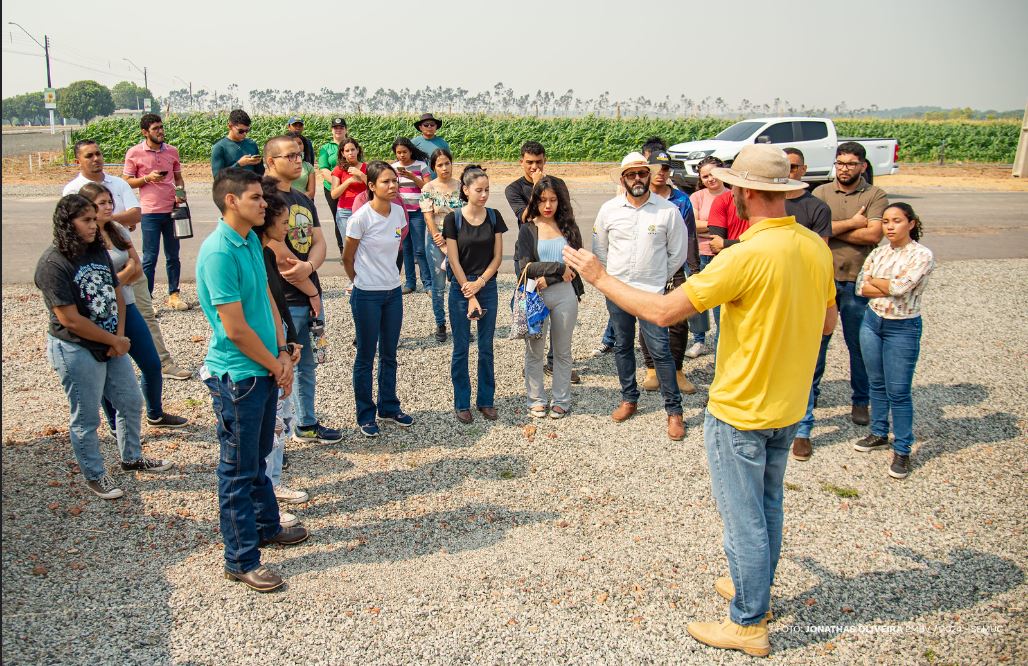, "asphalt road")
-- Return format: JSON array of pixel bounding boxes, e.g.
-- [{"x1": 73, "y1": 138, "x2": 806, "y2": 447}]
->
[{"x1": 3, "y1": 187, "x2": 1027, "y2": 283}]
